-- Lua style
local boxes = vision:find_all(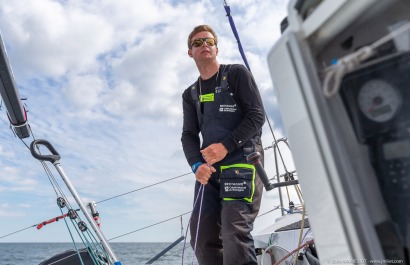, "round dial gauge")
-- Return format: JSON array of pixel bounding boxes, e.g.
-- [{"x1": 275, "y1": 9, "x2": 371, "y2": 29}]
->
[{"x1": 357, "y1": 79, "x2": 402, "y2": 123}]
